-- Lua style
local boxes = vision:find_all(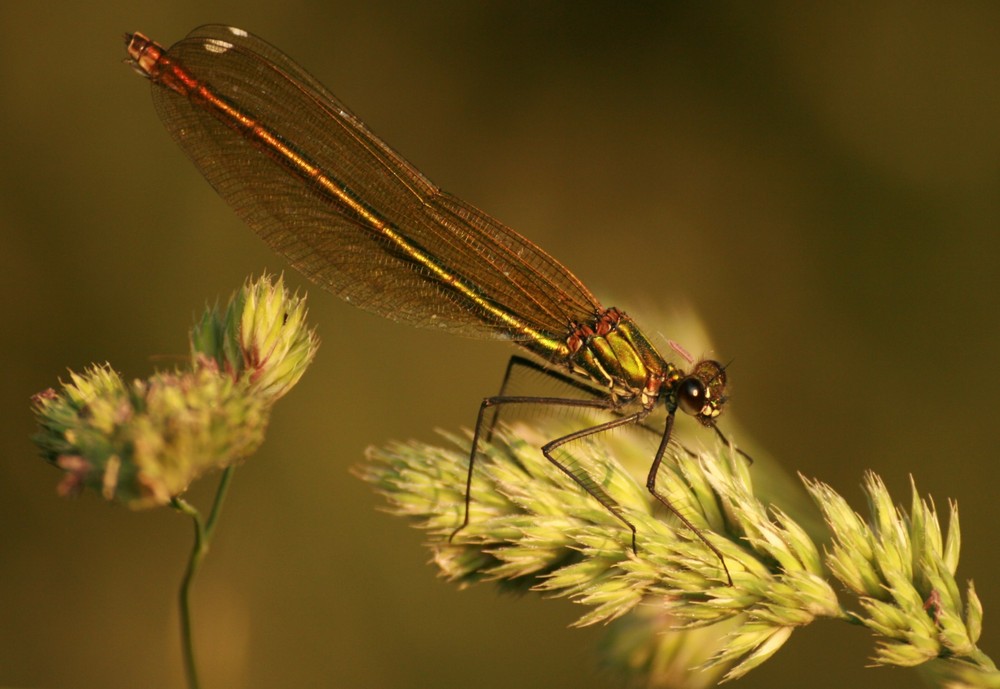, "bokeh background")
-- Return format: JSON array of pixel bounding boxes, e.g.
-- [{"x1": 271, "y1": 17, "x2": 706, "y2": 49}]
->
[{"x1": 2, "y1": 3, "x2": 998, "y2": 688}]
